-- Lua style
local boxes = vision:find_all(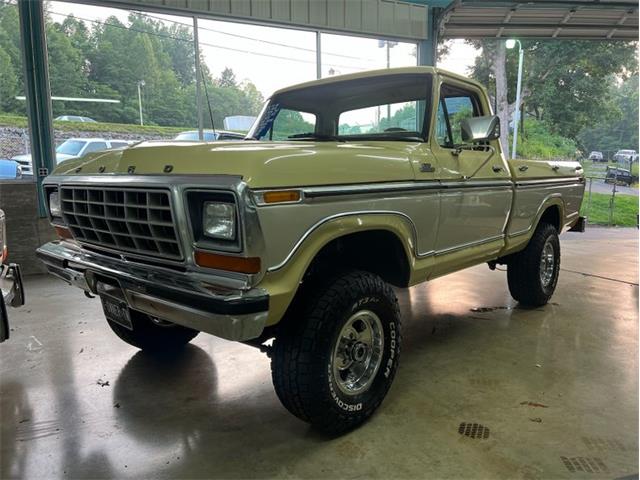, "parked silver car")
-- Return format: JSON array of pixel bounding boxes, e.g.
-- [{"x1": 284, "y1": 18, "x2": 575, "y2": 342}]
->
[
  {"x1": 613, "y1": 149, "x2": 637, "y2": 163},
  {"x1": 11, "y1": 138, "x2": 132, "y2": 176},
  {"x1": 588, "y1": 151, "x2": 604, "y2": 162}
]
